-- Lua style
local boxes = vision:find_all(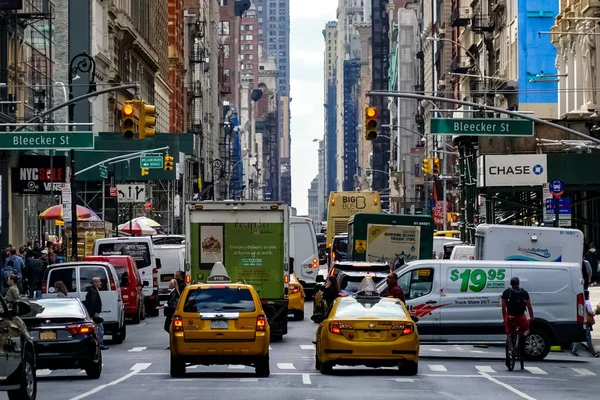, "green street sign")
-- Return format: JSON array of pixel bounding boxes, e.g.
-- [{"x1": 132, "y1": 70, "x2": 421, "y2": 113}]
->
[
  {"x1": 430, "y1": 118, "x2": 534, "y2": 137},
  {"x1": 0, "y1": 132, "x2": 95, "y2": 149},
  {"x1": 140, "y1": 156, "x2": 164, "y2": 169},
  {"x1": 99, "y1": 166, "x2": 107, "y2": 179}
]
